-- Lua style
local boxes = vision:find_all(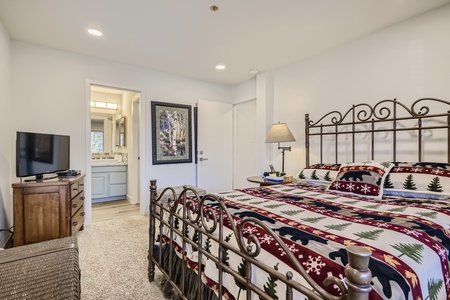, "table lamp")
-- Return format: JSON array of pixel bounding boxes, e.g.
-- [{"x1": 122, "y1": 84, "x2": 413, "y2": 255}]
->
[{"x1": 265, "y1": 122, "x2": 296, "y2": 176}]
